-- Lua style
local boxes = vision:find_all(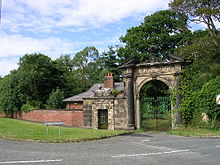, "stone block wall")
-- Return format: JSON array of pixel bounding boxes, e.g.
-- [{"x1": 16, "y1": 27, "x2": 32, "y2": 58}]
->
[
  {"x1": 83, "y1": 100, "x2": 93, "y2": 129},
  {"x1": 114, "y1": 98, "x2": 128, "y2": 129},
  {"x1": 13, "y1": 109, "x2": 84, "y2": 128},
  {"x1": 91, "y1": 98, "x2": 115, "y2": 130},
  {"x1": 83, "y1": 97, "x2": 128, "y2": 130}
]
